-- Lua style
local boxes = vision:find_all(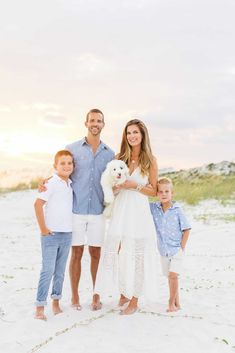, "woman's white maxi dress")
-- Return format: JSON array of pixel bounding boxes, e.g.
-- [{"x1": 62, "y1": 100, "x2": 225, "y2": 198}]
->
[{"x1": 95, "y1": 167, "x2": 159, "y2": 301}]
